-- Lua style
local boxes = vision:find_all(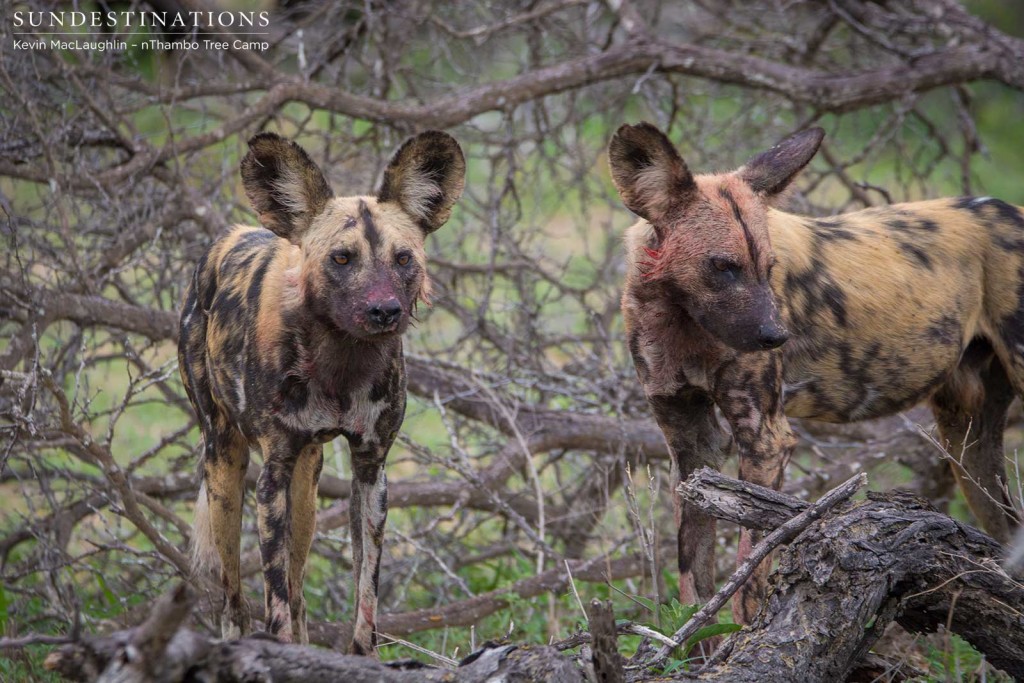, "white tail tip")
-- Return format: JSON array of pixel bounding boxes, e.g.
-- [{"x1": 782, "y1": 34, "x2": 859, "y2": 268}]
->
[{"x1": 190, "y1": 481, "x2": 221, "y2": 576}]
